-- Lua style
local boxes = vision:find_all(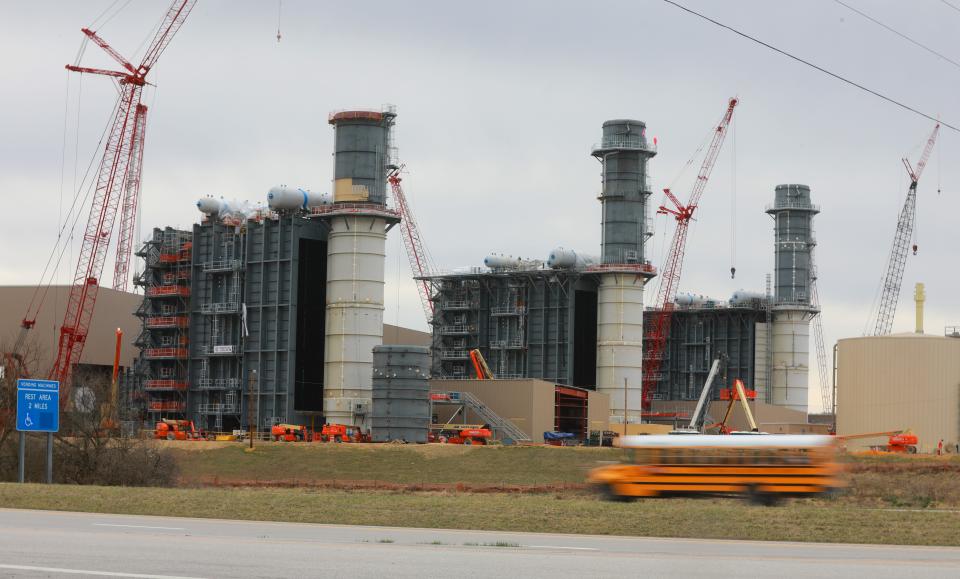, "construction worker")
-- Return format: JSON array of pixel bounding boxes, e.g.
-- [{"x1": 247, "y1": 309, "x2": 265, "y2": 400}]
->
[{"x1": 937, "y1": 439, "x2": 944, "y2": 456}]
